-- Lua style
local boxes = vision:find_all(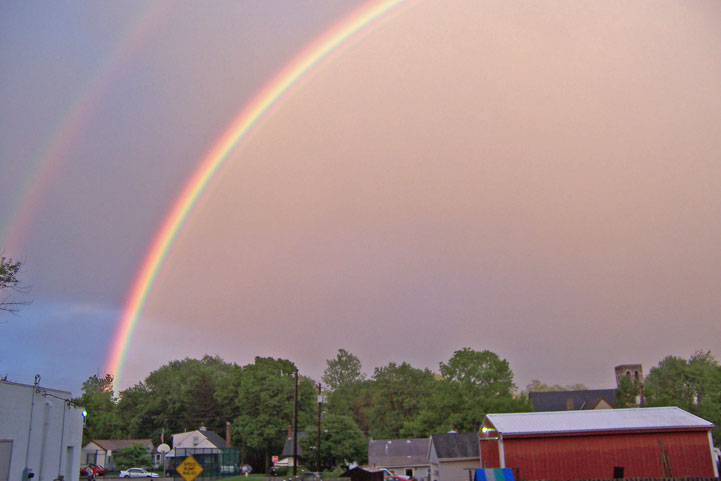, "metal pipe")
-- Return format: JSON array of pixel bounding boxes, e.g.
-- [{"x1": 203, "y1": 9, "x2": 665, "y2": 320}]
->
[
  {"x1": 39, "y1": 400, "x2": 52, "y2": 481},
  {"x1": 58, "y1": 401, "x2": 67, "y2": 480},
  {"x1": 25, "y1": 375, "x2": 41, "y2": 471}
]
